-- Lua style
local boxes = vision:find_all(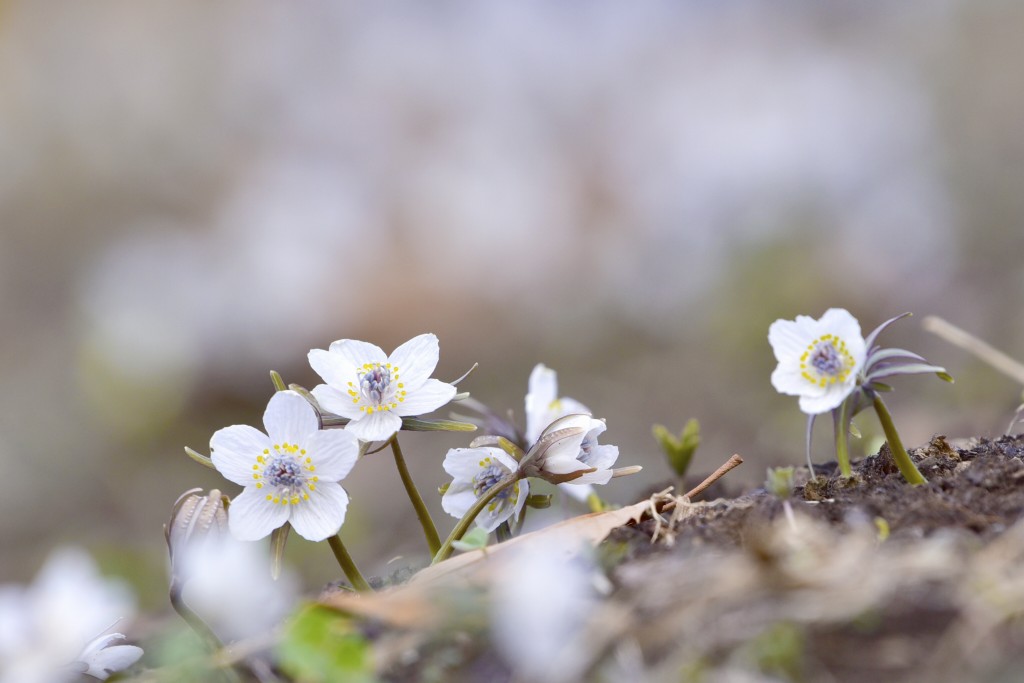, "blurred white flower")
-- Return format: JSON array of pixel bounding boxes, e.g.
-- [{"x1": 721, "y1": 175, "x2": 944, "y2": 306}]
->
[
  {"x1": 491, "y1": 535, "x2": 599, "y2": 683},
  {"x1": 309, "y1": 333, "x2": 457, "y2": 442},
  {"x1": 441, "y1": 447, "x2": 528, "y2": 533},
  {"x1": 0, "y1": 547, "x2": 141, "y2": 683},
  {"x1": 210, "y1": 390, "x2": 359, "y2": 542},
  {"x1": 768, "y1": 308, "x2": 867, "y2": 414},
  {"x1": 178, "y1": 537, "x2": 299, "y2": 644}
]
